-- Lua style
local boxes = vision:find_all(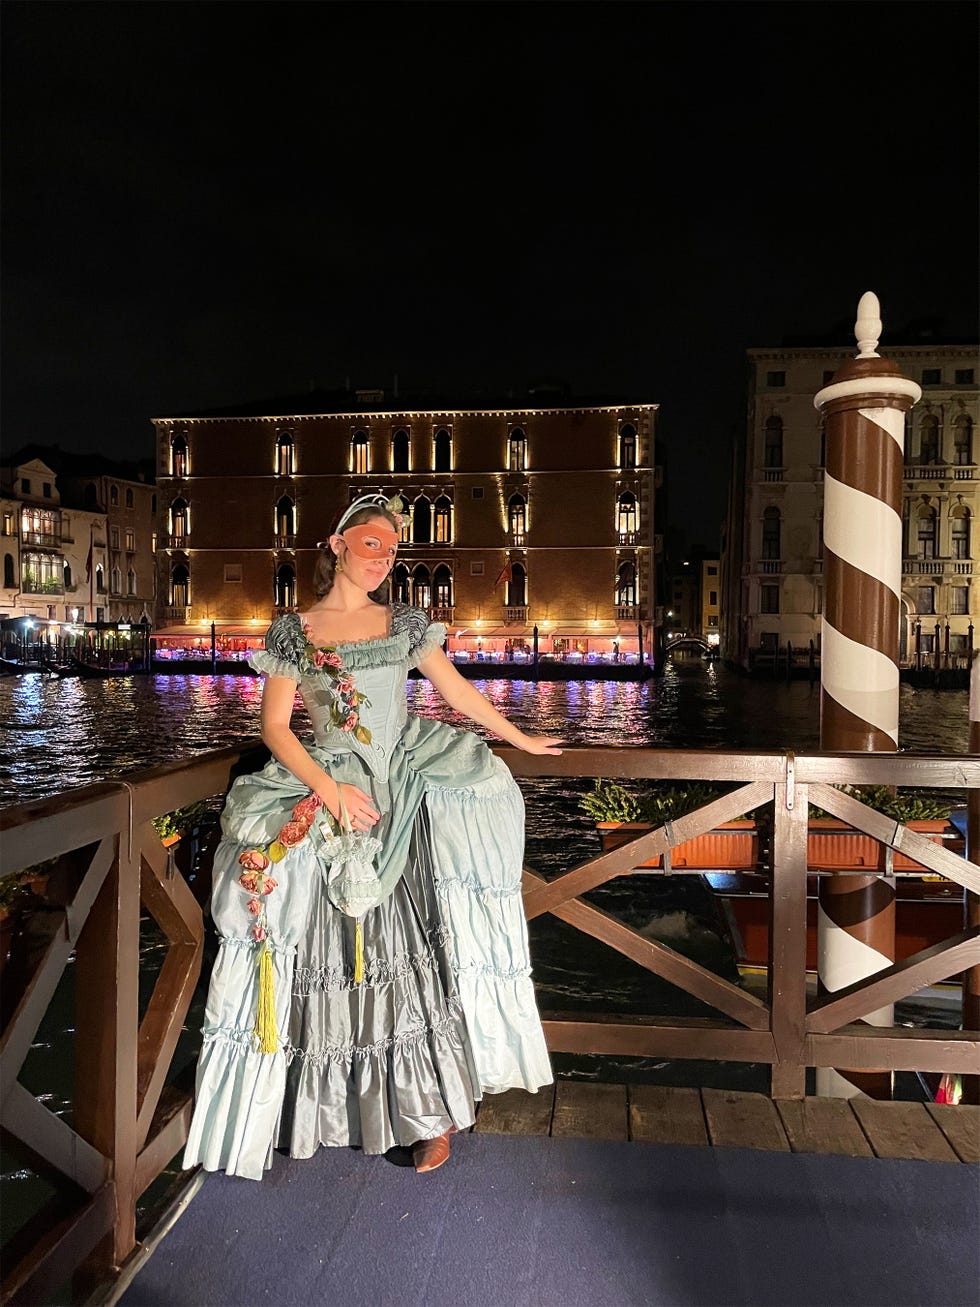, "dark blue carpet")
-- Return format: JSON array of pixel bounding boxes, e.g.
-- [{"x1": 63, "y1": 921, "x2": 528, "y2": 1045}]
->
[{"x1": 122, "y1": 1134, "x2": 980, "y2": 1307}]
